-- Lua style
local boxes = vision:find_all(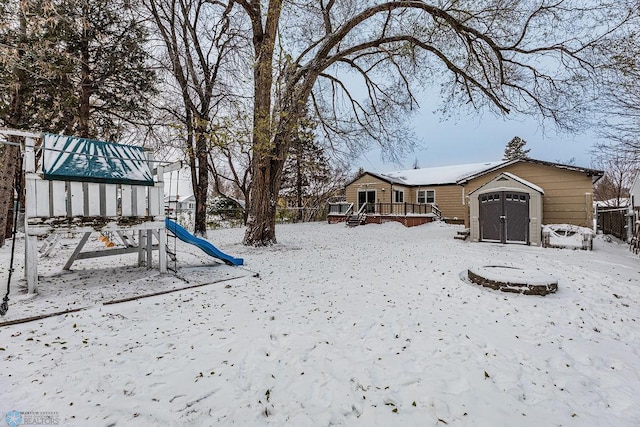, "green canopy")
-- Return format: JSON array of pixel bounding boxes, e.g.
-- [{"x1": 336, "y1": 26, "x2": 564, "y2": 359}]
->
[{"x1": 42, "y1": 134, "x2": 154, "y2": 186}]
